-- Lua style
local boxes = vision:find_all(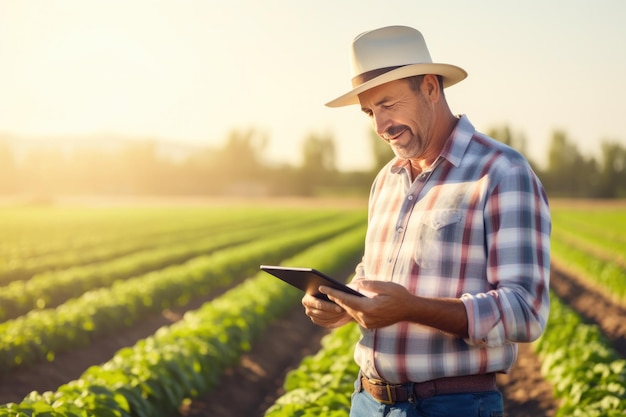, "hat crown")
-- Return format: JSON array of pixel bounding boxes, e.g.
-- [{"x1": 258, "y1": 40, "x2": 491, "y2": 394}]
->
[{"x1": 350, "y1": 26, "x2": 433, "y2": 77}]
